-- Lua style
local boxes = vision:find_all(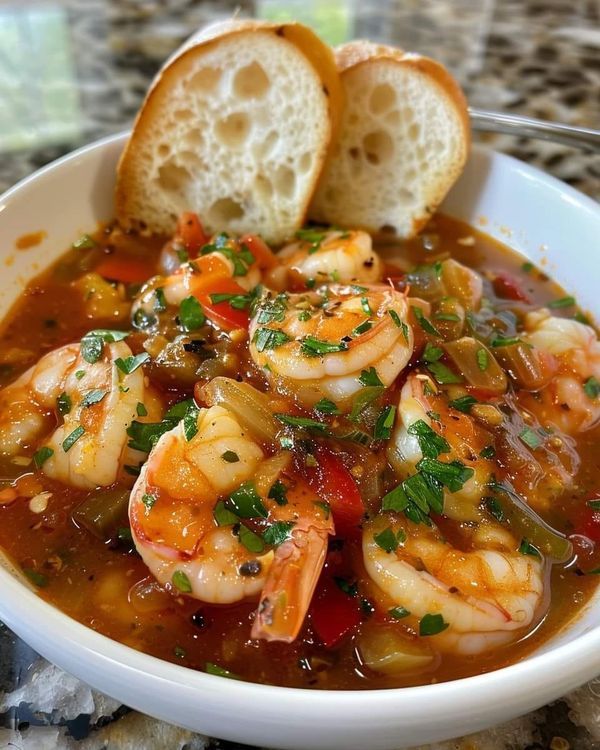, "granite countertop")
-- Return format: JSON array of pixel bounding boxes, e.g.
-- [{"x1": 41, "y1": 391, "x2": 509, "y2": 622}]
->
[{"x1": 0, "y1": 1, "x2": 599, "y2": 748}]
